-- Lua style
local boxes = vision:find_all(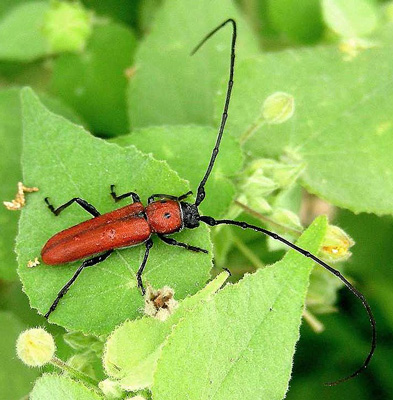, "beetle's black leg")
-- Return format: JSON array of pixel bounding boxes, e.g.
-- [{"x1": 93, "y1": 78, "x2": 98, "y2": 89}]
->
[
  {"x1": 44, "y1": 250, "x2": 113, "y2": 319},
  {"x1": 137, "y1": 239, "x2": 153, "y2": 295},
  {"x1": 147, "y1": 191, "x2": 192, "y2": 204},
  {"x1": 158, "y1": 234, "x2": 208, "y2": 254},
  {"x1": 110, "y1": 185, "x2": 141, "y2": 203},
  {"x1": 45, "y1": 197, "x2": 100, "y2": 217}
]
